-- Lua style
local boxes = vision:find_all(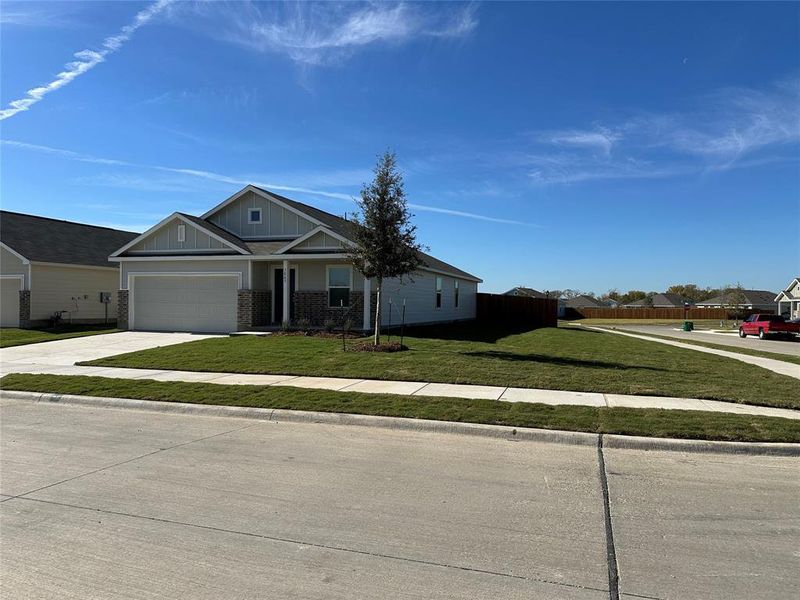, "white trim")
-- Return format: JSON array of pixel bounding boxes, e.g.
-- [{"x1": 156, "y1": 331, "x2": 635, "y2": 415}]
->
[
  {"x1": 111, "y1": 213, "x2": 250, "y2": 257},
  {"x1": 124, "y1": 249, "x2": 239, "y2": 255},
  {"x1": 326, "y1": 264, "x2": 353, "y2": 309},
  {"x1": 0, "y1": 241, "x2": 30, "y2": 264},
  {"x1": 774, "y1": 278, "x2": 800, "y2": 302},
  {"x1": 434, "y1": 275, "x2": 443, "y2": 309},
  {"x1": 127, "y1": 271, "x2": 242, "y2": 331},
  {"x1": 110, "y1": 253, "x2": 351, "y2": 262},
  {"x1": 177, "y1": 223, "x2": 186, "y2": 243},
  {"x1": 276, "y1": 226, "x2": 352, "y2": 254},
  {"x1": 270, "y1": 264, "x2": 297, "y2": 324},
  {"x1": 247, "y1": 261, "x2": 253, "y2": 291},
  {"x1": 0, "y1": 274, "x2": 25, "y2": 283},
  {"x1": 200, "y1": 185, "x2": 325, "y2": 229},
  {"x1": 247, "y1": 207, "x2": 263, "y2": 224},
  {"x1": 29, "y1": 261, "x2": 118, "y2": 272}
]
